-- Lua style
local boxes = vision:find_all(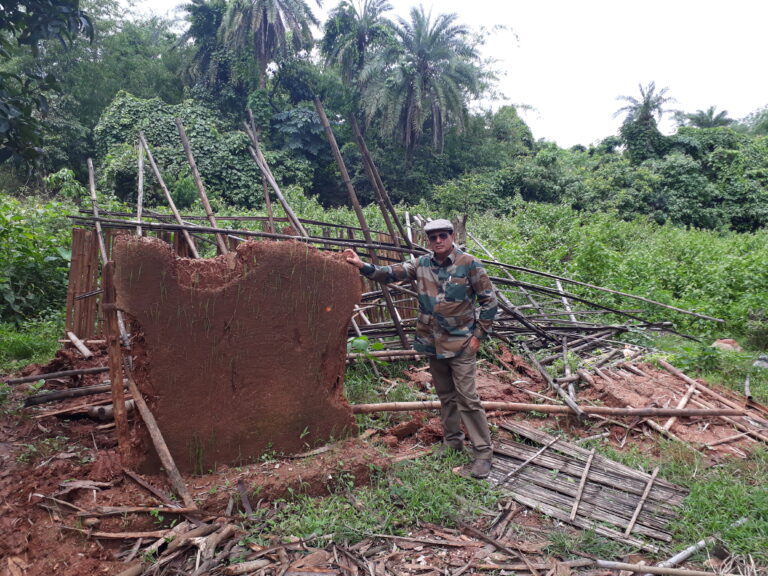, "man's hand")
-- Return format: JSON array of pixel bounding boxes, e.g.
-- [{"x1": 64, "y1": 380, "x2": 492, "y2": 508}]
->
[
  {"x1": 468, "y1": 335, "x2": 481, "y2": 354},
  {"x1": 343, "y1": 248, "x2": 364, "y2": 269}
]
